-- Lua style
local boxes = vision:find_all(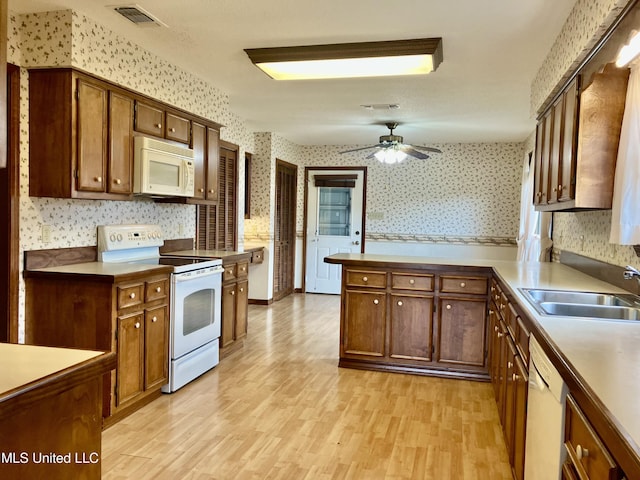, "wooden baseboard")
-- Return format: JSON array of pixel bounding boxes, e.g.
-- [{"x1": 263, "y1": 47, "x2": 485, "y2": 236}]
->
[
  {"x1": 560, "y1": 250, "x2": 640, "y2": 295},
  {"x1": 249, "y1": 298, "x2": 272, "y2": 305}
]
